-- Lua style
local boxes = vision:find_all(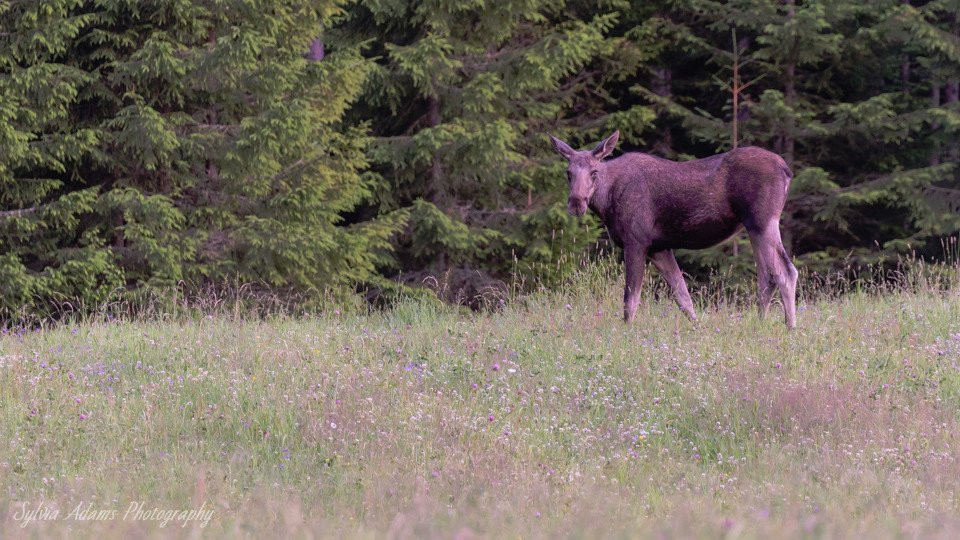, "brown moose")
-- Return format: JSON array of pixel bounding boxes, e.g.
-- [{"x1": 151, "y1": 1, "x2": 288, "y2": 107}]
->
[{"x1": 550, "y1": 131, "x2": 798, "y2": 328}]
